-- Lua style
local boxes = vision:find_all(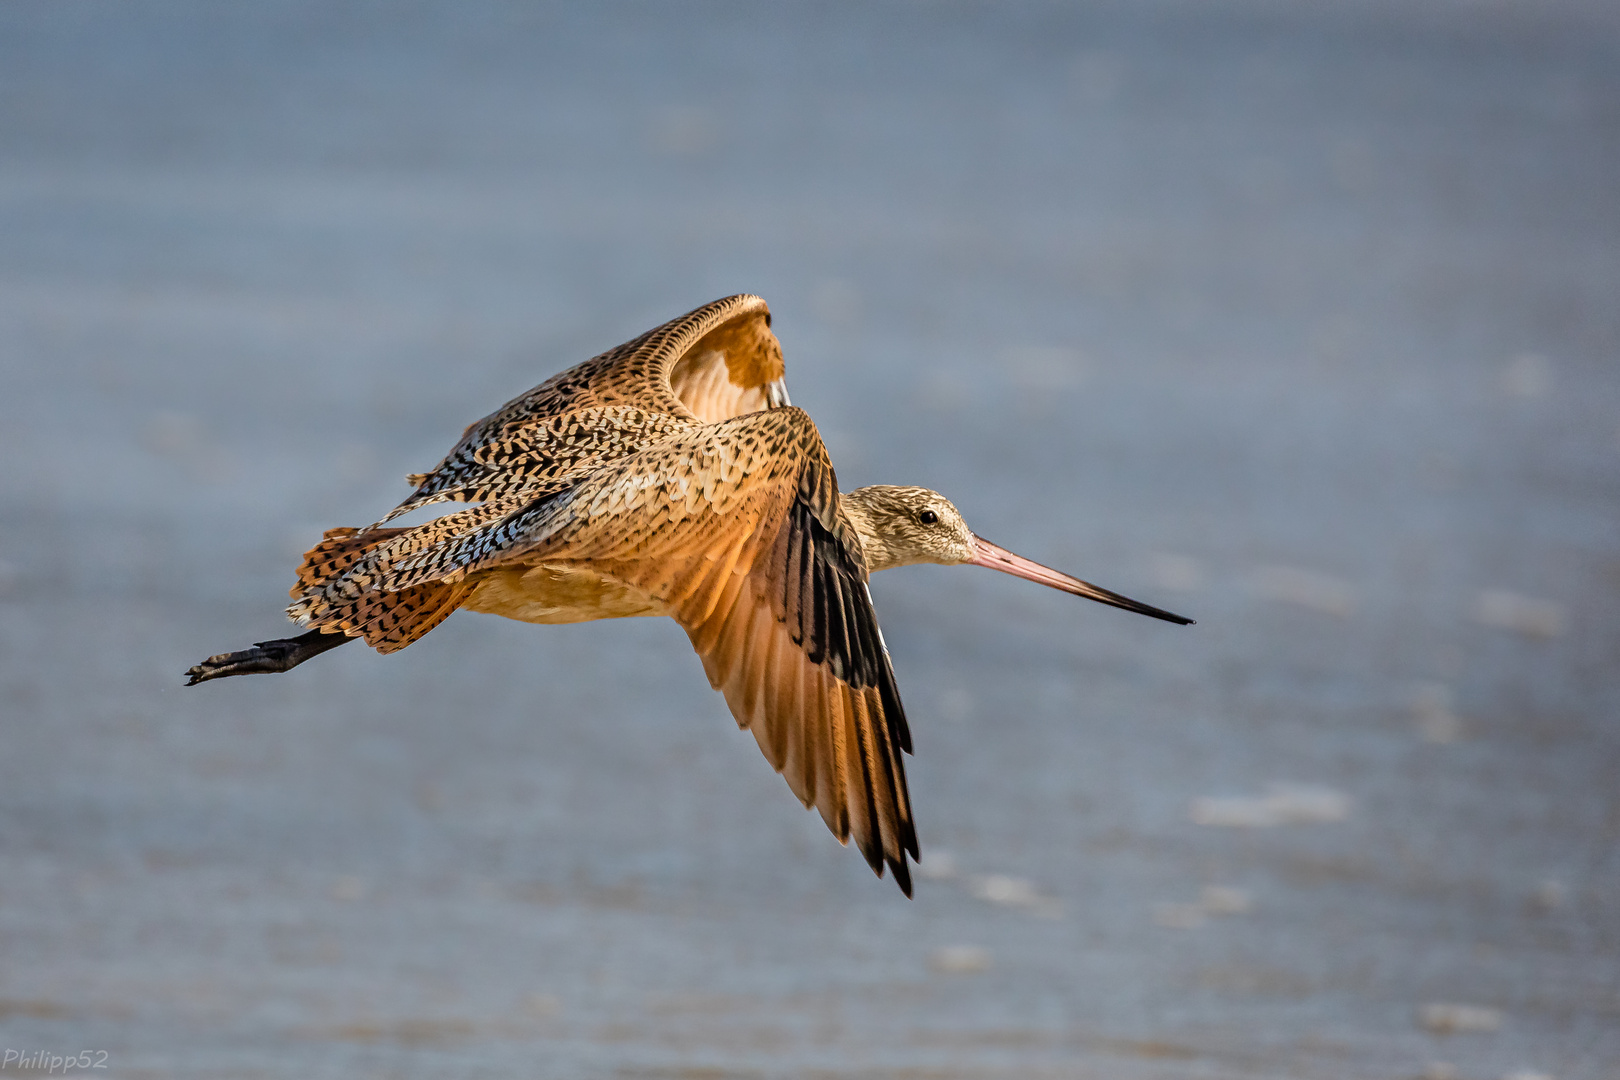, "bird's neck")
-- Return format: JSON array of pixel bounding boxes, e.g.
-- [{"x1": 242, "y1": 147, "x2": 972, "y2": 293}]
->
[{"x1": 838, "y1": 487, "x2": 902, "y2": 573}]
